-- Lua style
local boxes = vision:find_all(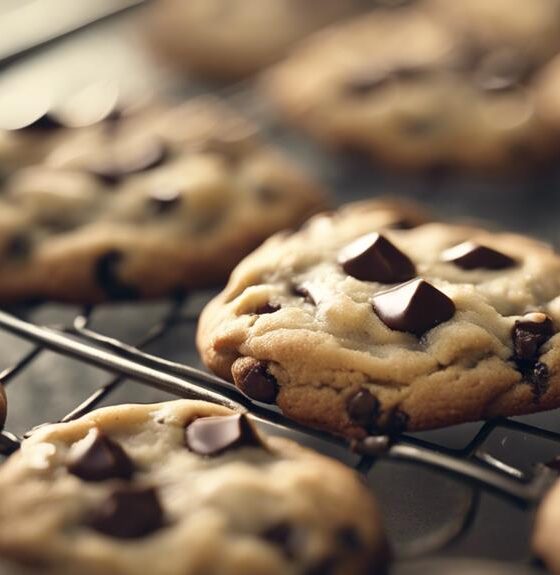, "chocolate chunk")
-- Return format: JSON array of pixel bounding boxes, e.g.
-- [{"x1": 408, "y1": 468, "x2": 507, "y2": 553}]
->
[
  {"x1": 344, "y1": 68, "x2": 393, "y2": 96},
  {"x1": 148, "y1": 187, "x2": 182, "y2": 214},
  {"x1": 346, "y1": 389, "x2": 380, "y2": 427},
  {"x1": 67, "y1": 428, "x2": 134, "y2": 482},
  {"x1": 254, "y1": 302, "x2": 281, "y2": 315},
  {"x1": 336, "y1": 526, "x2": 363, "y2": 551},
  {"x1": 475, "y1": 49, "x2": 529, "y2": 93},
  {"x1": 262, "y1": 522, "x2": 305, "y2": 559},
  {"x1": 94, "y1": 250, "x2": 139, "y2": 300},
  {"x1": 387, "y1": 409, "x2": 409, "y2": 435},
  {"x1": 88, "y1": 486, "x2": 164, "y2": 539},
  {"x1": 5, "y1": 233, "x2": 32, "y2": 260},
  {"x1": 12, "y1": 112, "x2": 65, "y2": 132},
  {"x1": 185, "y1": 413, "x2": 263, "y2": 456},
  {"x1": 442, "y1": 241, "x2": 517, "y2": 270},
  {"x1": 512, "y1": 313, "x2": 554, "y2": 362},
  {"x1": 235, "y1": 361, "x2": 278, "y2": 403},
  {"x1": 530, "y1": 362, "x2": 550, "y2": 399},
  {"x1": 291, "y1": 284, "x2": 317, "y2": 305},
  {"x1": 351, "y1": 435, "x2": 390, "y2": 457},
  {"x1": 372, "y1": 278, "x2": 455, "y2": 336},
  {"x1": 338, "y1": 233, "x2": 416, "y2": 283},
  {"x1": 87, "y1": 140, "x2": 168, "y2": 186}
]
